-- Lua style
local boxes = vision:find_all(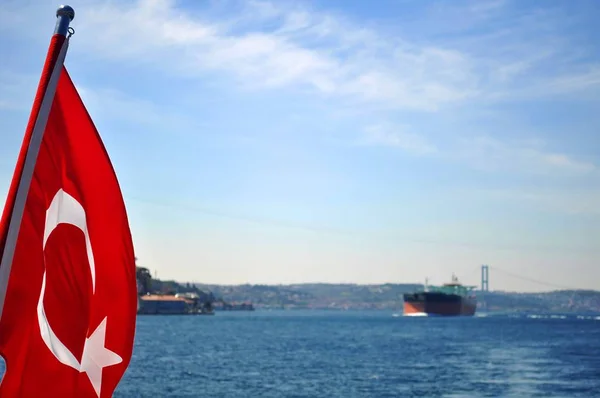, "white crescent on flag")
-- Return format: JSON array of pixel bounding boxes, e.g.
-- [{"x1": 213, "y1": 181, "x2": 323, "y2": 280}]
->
[{"x1": 38, "y1": 189, "x2": 122, "y2": 397}]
